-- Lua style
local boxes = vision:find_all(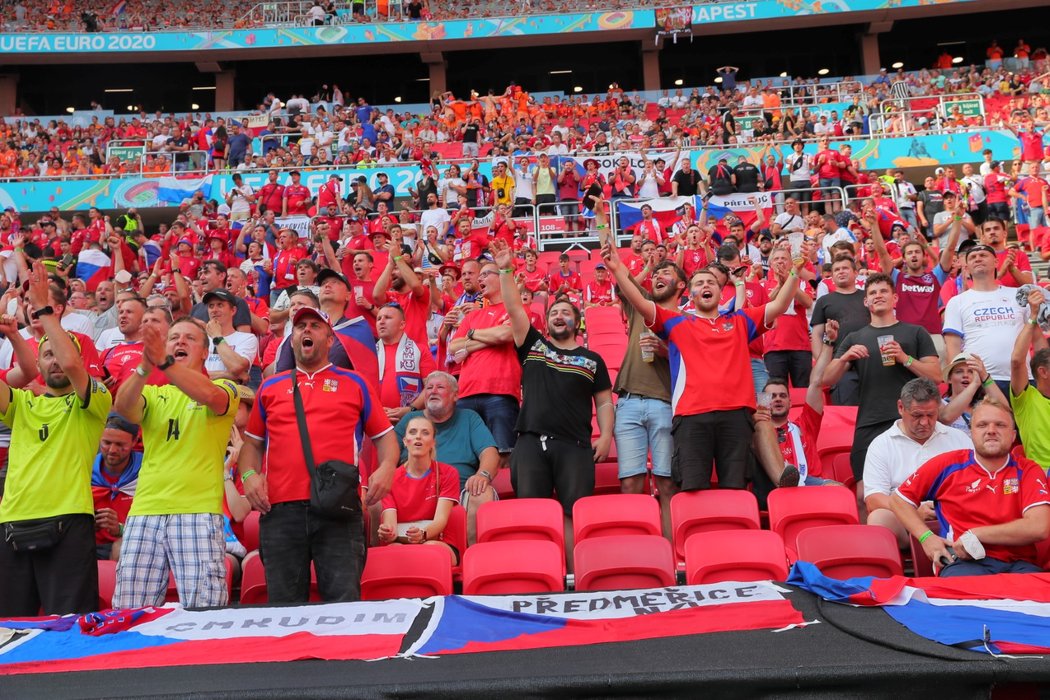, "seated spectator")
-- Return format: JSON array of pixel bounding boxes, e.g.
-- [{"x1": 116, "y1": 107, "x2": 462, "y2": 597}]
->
[
  {"x1": 939, "y1": 353, "x2": 1008, "y2": 436},
  {"x1": 378, "y1": 416, "x2": 460, "y2": 564},
  {"x1": 891, "y1": 400, "x2": 1050, "y2": 577},
  {"x1": 394, "y1": 371, "x2": 499, "y2": 544},
  {"x1": 376, "y1": 302, "x2": 435, "y2": 423},
  {"x1": 202, "y1": 289, "x2": 259, "y2": 384},
  {"x1": 864, "y1": 378, "x2": 973, "y2": 548},
  {"x1": 90, "y1": 414, "x2": 143, "y2": 561}
]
